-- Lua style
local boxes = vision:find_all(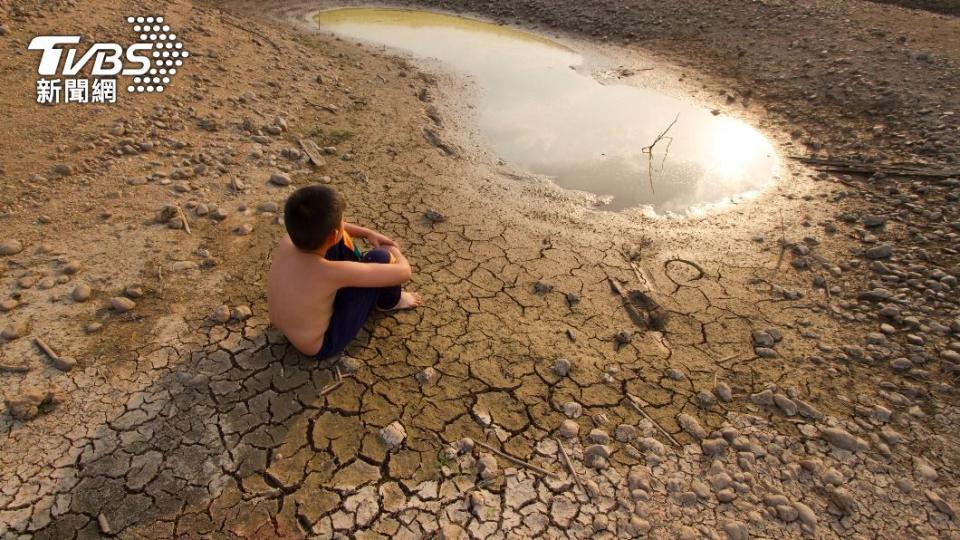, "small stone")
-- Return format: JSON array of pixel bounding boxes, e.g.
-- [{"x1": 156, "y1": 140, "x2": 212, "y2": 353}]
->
[
  {"x1": 339, "y1": 356, "x2": 362, "y2": 374},
  {"x1": 477, "y1": 453, "x2": 499, "y2": 480},
  {"x1": 232, "y1": 305, "x2": 252, "y2": 321},
  {"x1": 793, "y1": 501, "x2": 818, "y2": 531},
  {"x1": 714, "y1": 382, "x2": 733, "y2": 402},
  {"x1": 677, "y1": 413, "x2": 707, "y2": 440},
  {"x1": 379, "y1": 421, "x2": 407, "y2": 449},
  {"x1": 235, "y1": 223, "x2": 254, "y2": 236},
  {"x1": 774, "y1": 393, "x2": 798, "y2": 416},
  {"x1": 926, "y1": 490, "x2": 957, "y2": 519},
  {"x1": 755, "y1": 347, "x2": 778, "y2": 358},
  {"x1": 5, "y1": 387, "x2": 59, "y2": 420},
  {"x1": 1, "y1": 321, "x2": 28, "y2": 340},
  {"x1": 85, "y1": 322, "x2": 102, "y2": 334},
  {"x1": 71, "y1": 283, "x2": 92, "y2": 302},
  {"x1": 211, "y1": 305, "x2": 231, "y2": 323},
  {"x1": 820, "y1": 427, "x2": 860, "y2": 452},
  {"x1": 424, "y1": 209, "x2": 445, "y2": 223},
  {"x1": 695, "y1": 390, "x2": 717, "y2": 408},
  {"x1": 0, "y1": 239, "x2": 23, "y2": 256},
  {"x1": 865, "y1": 245, "x2": 893, "y2": 259},
  {"x1": 777, "y1": 504, "x2": 799, "y2": 522},
  {"x1": 752, "y1": 330, "x2": 775, "y2": 347},
  {"x1": 60, "y1": 260, "x2": 82, "y2": 274},
  {"x1": 110, "y1": 297, "x2": 136, "y2": 313},
  {"x1": 751, "y1": 389, "x2": 775, "y2": 406},
  {"x1": 702, "y1": 437, "x2": 729, "y2": 455},
  {"x1": 0, "y1": 299, "x2": 18, "y2": 312},
  {"x1": 124, "y1": 285, "x2": 143, "y2": 298},
  {"x1": 553, "y1": 357, "x2": 571, "y2": 377},
  {"x1": 415, "y1": 367, "x2": 437, "y2": 385},
  {"x1": 562, "y1": 401, "x2": 582, "y2": 418},
  {"x1": 588, "y1": 429, "x2": 610, "y2": 444},
  {"x1": 615, "y1": 330, "x2": 632, "y2": 344},
  {"x1": 269, "y1": 173, "x2": 291, "y2": 186},
  {"x1": 455, "y1": 437, "x2": 474, "y2": 454},
  {"x1": 558, "y1": 419, "x2": 579, "y2": 438},
  {"x1": 614, "y1": 424, "x2": 637, "y2": 442}
]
